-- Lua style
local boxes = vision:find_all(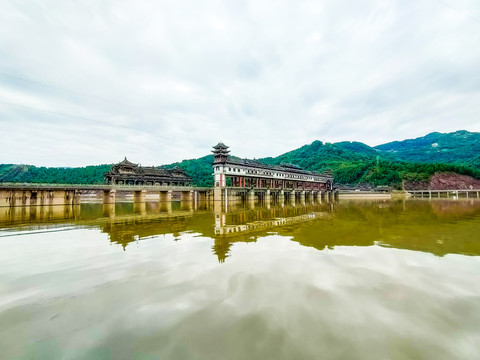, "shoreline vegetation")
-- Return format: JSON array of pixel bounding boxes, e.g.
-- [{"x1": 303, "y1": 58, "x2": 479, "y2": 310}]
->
[{"x1": 1, "y1": 131, "x2": 480, "y2": 189}]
